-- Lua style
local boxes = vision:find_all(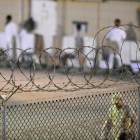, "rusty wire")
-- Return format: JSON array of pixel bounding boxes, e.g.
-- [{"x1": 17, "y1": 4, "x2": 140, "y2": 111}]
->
[{"x1": 0, "y1": 25, "x2": 139, "y2": 94}]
